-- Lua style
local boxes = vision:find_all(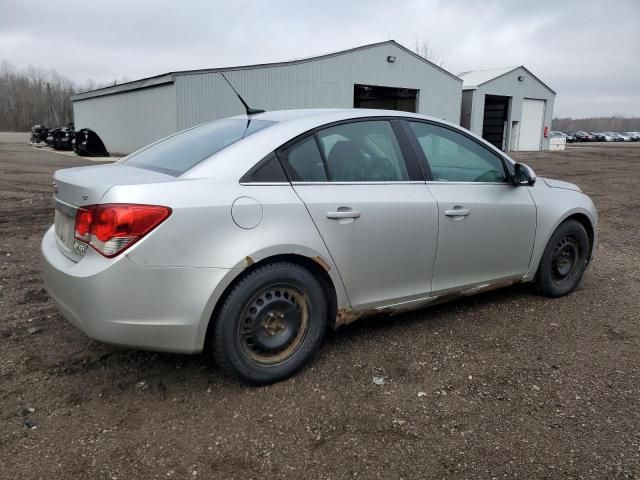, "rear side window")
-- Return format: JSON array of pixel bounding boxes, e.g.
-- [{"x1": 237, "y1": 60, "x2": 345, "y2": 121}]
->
[
  {"x1": 280, "y1": 137, "x2": 327, "y2": 182},
  {"x1": 317, "y1": 121, "x2": 409, "y2": 182},
  {"x1": 124, "y1": 119, "x2": 275, "y2": 176},
  {"x1": 279, "y1": 120, "x2": 410, "y2": 182},
  {"x1": 408, "y1": 122, "x2": 507, "y2": 183}
]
